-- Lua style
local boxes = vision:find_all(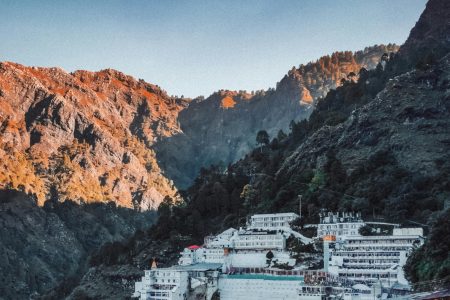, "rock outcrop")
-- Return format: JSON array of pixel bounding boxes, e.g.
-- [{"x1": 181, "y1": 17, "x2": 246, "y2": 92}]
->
[
  {"x1": 0, "y1": 63, "x2": 186, "y2": 209},
  {"x1": 399, "y1": 0, "x2": 450, "y2": 63}
]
